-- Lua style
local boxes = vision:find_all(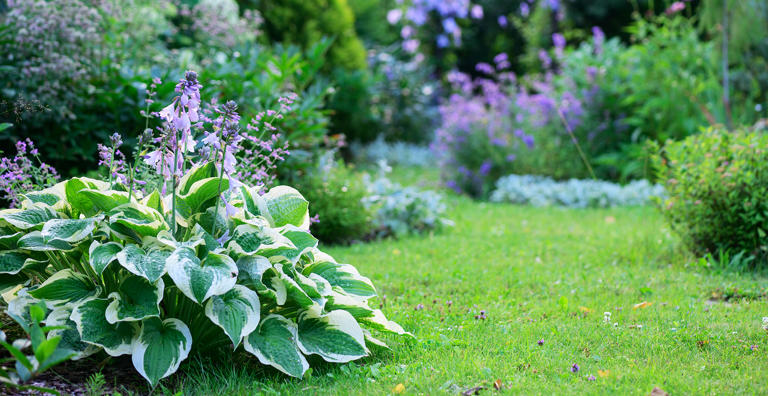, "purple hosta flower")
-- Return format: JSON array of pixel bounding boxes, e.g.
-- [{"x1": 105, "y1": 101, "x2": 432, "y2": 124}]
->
[
  {"x1": 402, "y1": 39, "x2": 420, "y2": 53},
  {"x1": 666, "y1": 1, "x2": 686, "y2": 15},
  {"x1": 387, "y1": 8, "x2": 403, "y2": 24},
  {"x1": 470, "y1": 5, "x2": 483, "y2": 19},
  {"x1": 222, "y1": 194, "x2": 238, "y2": 217},
  {"x1": 498, "y1": 15, "x2": 509, "y2": 27},
  {"x1": 309, "y1": 214, "x2": 320, "y2": 224},
  {"x1": 571, "y1": 363, "x2": 580, "y2": 373}
]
